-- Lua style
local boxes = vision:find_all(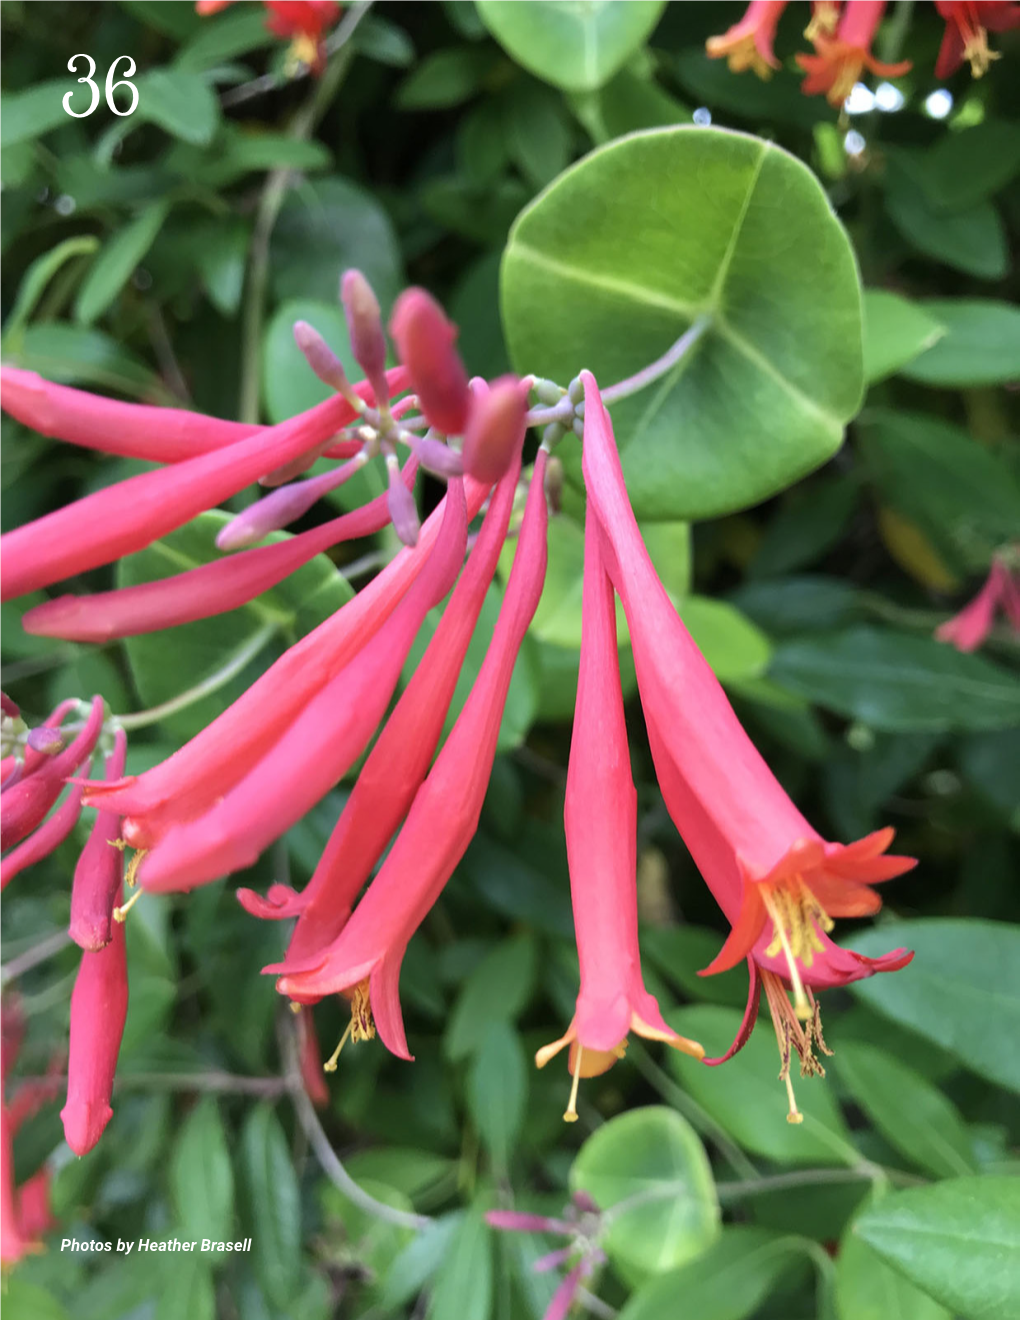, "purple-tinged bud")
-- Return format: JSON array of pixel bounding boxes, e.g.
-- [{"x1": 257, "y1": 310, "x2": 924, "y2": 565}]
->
[
  {"x1": 462, "y1": 376, "x2": 528, "y2": 485},
  {"x1": 386, "y1": 455, "x2": 420, "y2": 547},
  {"x1": 1, "y1": 693, "x2": 19, "y2": 719},
  {"x1": 341, "y1": 270, "x2": 388, "y2": 403},
  {"x1": 61, "y1": 921, "x2": 128, "y2": 1156},
  {"x1": 410, "y1": 435, "x2": 464, "y2": 479},
  {"x1": 293, "y1": 321, "x2": 356, "y2": 400},
  {"x1": 389, "y1": 288, "x2": 471, "y2": 436},
  {"x1": 25, "y1": 726, "x2": 65, "y2": 756},
  {"x1": 260, "y1": 437, "x2": 336, "y2": 488},
  {"x1": 217, "y1": 454, "x2": 366, "y2": 551},
  {"x1": 69, "y1": 730, "x2": 127, "y2": 951}
]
